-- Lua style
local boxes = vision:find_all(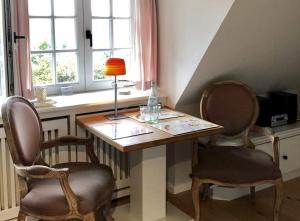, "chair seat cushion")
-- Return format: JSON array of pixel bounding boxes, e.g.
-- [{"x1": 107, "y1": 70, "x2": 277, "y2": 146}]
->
[
  {"x1": 192, "y1": 146, "x2": 282, "y2": 184},
  {"x1": 21, "y1": 162, "x2": 114, "y2": 217}
]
